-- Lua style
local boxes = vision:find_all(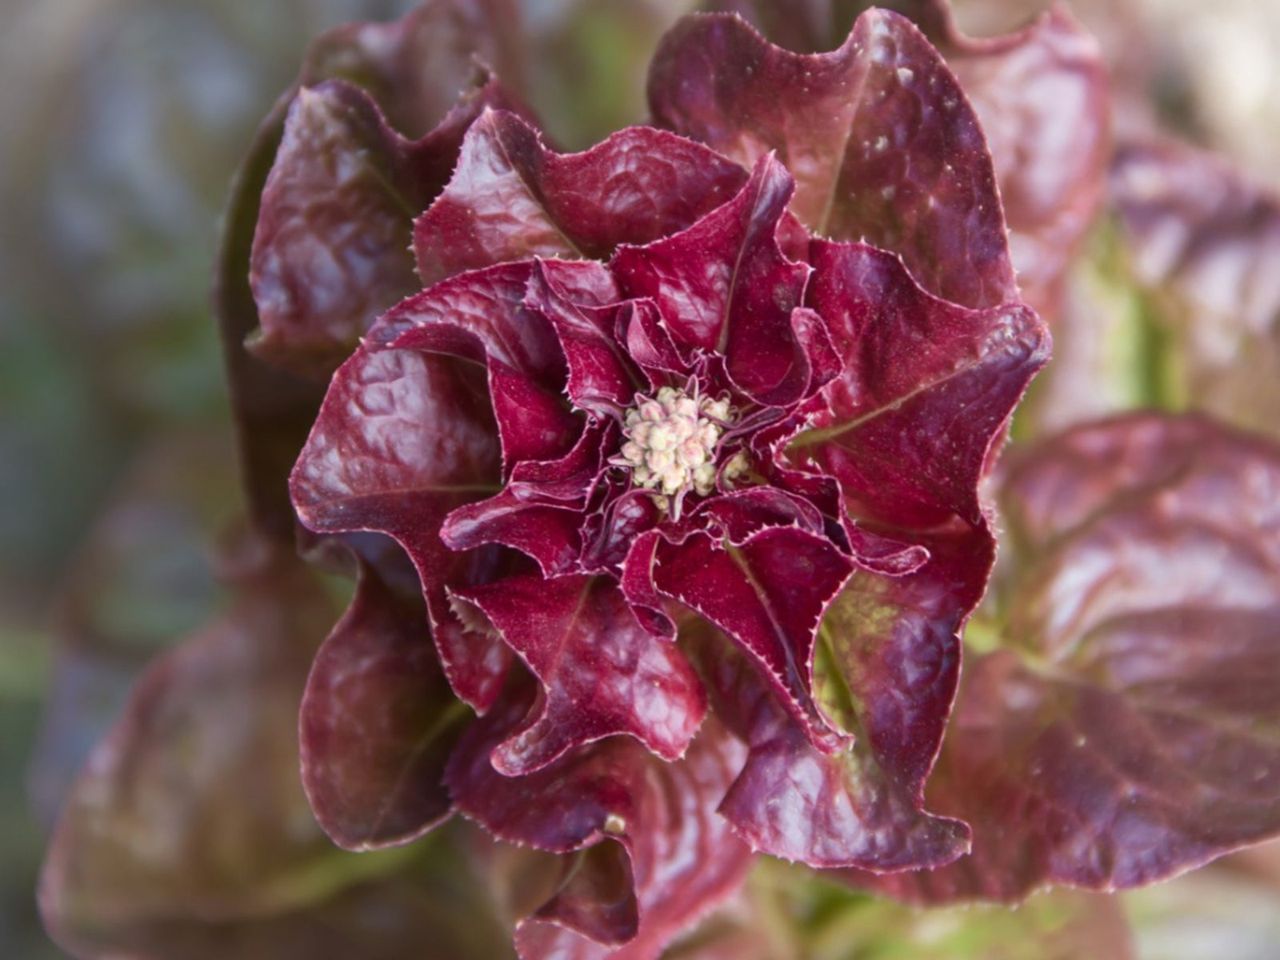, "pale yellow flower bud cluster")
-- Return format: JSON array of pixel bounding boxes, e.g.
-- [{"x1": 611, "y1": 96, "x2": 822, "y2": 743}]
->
[{"x1": 614, "y1": 386, "x2": 732, "y2": 498}]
